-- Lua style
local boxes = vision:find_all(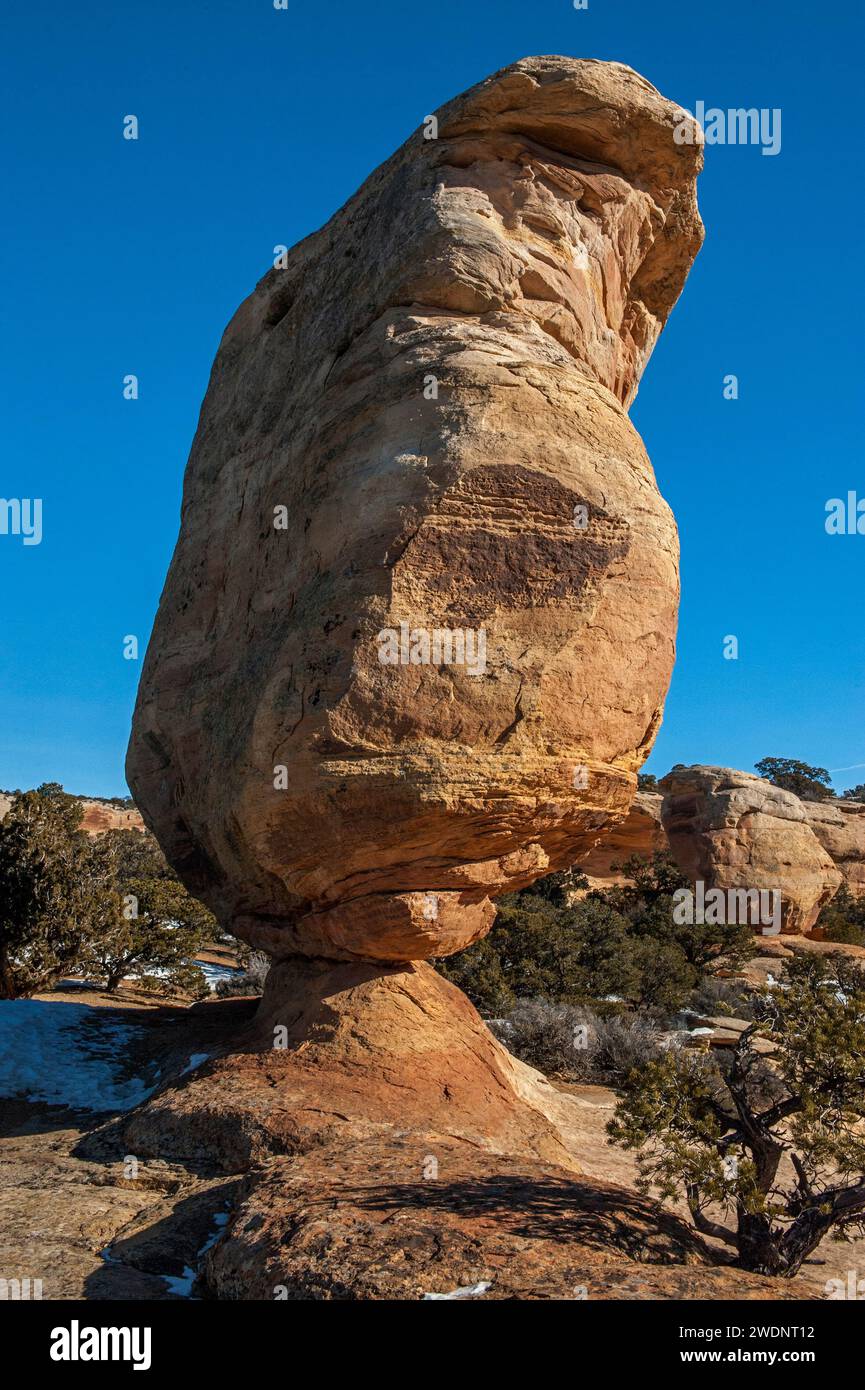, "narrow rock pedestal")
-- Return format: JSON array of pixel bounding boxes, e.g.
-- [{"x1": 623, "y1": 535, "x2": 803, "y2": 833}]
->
[{"x1": 125, "y1": 958, "x2": 580, "y2": 1174}]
